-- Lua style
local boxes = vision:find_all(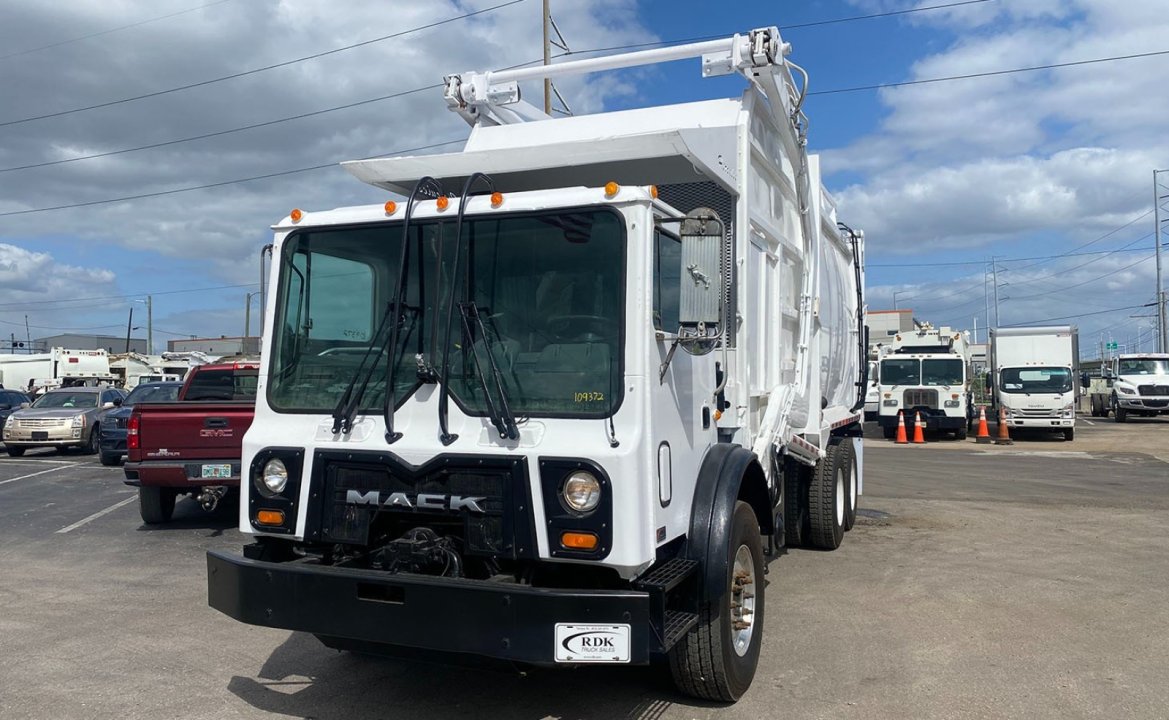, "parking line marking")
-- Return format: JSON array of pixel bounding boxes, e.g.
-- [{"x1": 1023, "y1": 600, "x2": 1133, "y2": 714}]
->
[
  {"x1": 0, "y1": 465, "x2": 76, "y2": 486},
  {"x1": 56, "y1": 496, "x2": 136, "y2": 534},
  {"x1": 0, "y1": 457, "x2": 81, "y2": 465},
  {"x1": 1082, "y1": 419, "x2": 1096, "y2": 426}
]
